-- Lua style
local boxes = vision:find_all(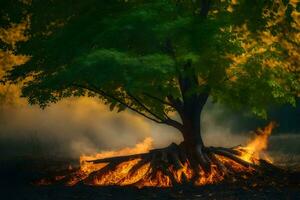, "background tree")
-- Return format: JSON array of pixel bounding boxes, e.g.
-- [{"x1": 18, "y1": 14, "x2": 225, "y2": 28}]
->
[
  {"x1": 0, "y1": 0, "x2": 29, "y2": 106},
  {"x1": 3, "y1": 0, "x2": 300, "y2": 172}
]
